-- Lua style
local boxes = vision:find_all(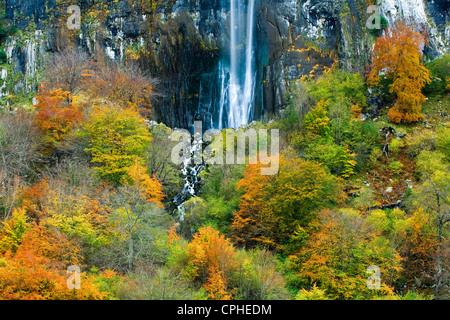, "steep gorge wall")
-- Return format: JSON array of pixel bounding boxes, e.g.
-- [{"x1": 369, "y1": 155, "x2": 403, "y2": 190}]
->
[{"x1": 1, "y1": 0, "x2": 448, "y2": 127}]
